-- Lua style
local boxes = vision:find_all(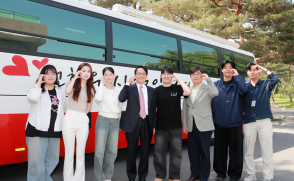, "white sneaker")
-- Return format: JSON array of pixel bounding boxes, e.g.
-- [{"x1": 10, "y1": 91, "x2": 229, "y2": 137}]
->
[
  {"x1": 263, "y1": 179, "x2": 270, "y2": 181},
  {"x1": 244, "y1": 174, "x2": 257, "y2": 181}
]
